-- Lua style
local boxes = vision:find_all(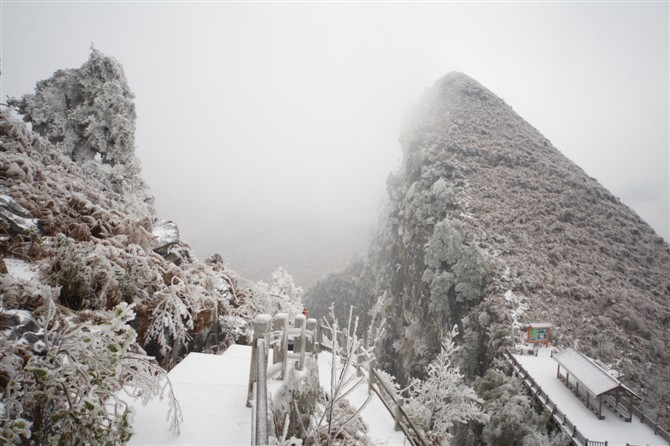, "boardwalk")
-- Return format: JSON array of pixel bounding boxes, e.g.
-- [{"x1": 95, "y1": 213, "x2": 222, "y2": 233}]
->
[{"x1": 513, "y1": 348, "x2": 667, "y2": 446}]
